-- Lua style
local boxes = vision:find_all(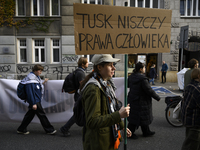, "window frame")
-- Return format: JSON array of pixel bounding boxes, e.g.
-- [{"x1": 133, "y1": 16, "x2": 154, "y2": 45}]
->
[
  {"x1": 18, "y1": 39, "x2": 27, "y2": 63},
  {"x1": 16, "y1": 0, "x2": 26, "y2": 16},
  {"x1": 52, "y1": 39, "x2": 60, "y2": 63},
  {"x1": 180, "y1": 0, "x2": 200, "y2": 17},
  {"x1": 50, "y1": 0, "x2": 60, "y2": 16},
  {"x1": 33, "y1": 39, "x2": 46, "y2": 63},
  {"x1": 81, "y1": 0, "x2": 103, "y2": 4},
  {"x1": 31, "y1": 0, "x2": 45, "y2": 16},
  {"x1": 127, "y1": 0, "x2": 161, "y2": 8}
]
